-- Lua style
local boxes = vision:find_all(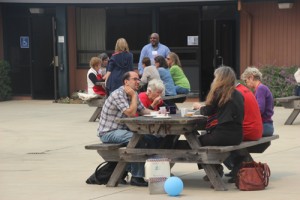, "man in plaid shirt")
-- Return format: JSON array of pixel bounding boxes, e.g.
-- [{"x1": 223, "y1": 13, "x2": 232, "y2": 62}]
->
[{"x1": 98, "y1": 71, "x2": 159, "y2": 187}]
